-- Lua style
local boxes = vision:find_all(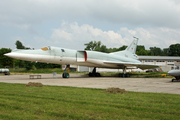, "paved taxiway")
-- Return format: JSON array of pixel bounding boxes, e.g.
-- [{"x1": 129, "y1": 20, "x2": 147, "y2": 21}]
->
[{"x1": 0, "y1": 73, "x2": 180, "y2": 94}]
